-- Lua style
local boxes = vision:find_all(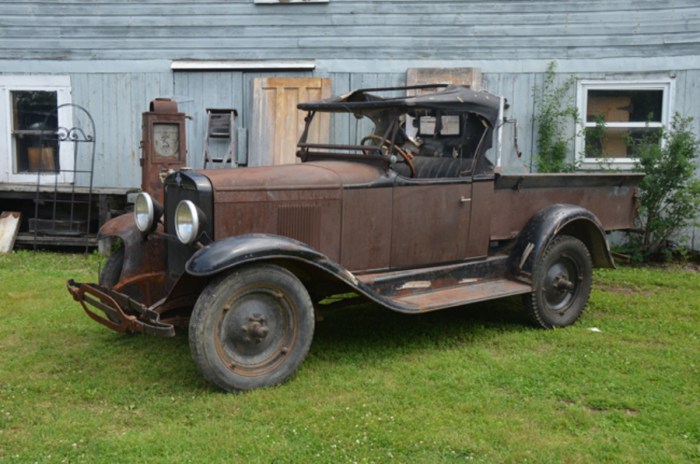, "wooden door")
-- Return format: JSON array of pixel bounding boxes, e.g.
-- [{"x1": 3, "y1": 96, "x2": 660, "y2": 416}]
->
[{"x1": 250, "y1": 77, "x2": 331, "y2": 166}]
